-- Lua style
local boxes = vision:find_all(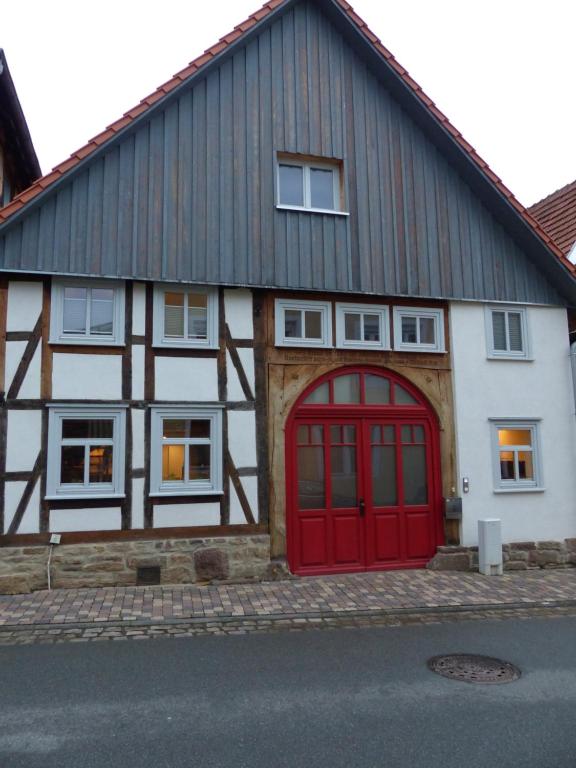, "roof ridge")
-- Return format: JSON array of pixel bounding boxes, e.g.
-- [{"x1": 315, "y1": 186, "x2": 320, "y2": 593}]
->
[{"x1": 0, "y1": 0, "x2": 573, "y2": 275}]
